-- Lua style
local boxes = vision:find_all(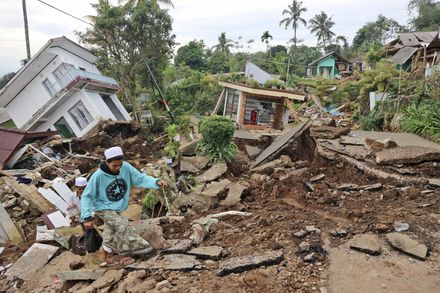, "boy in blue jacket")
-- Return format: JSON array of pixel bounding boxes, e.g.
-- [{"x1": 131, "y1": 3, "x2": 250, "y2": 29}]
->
[{"x1": 81, "y1": 146, "x2": 166, "y2": 266}]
